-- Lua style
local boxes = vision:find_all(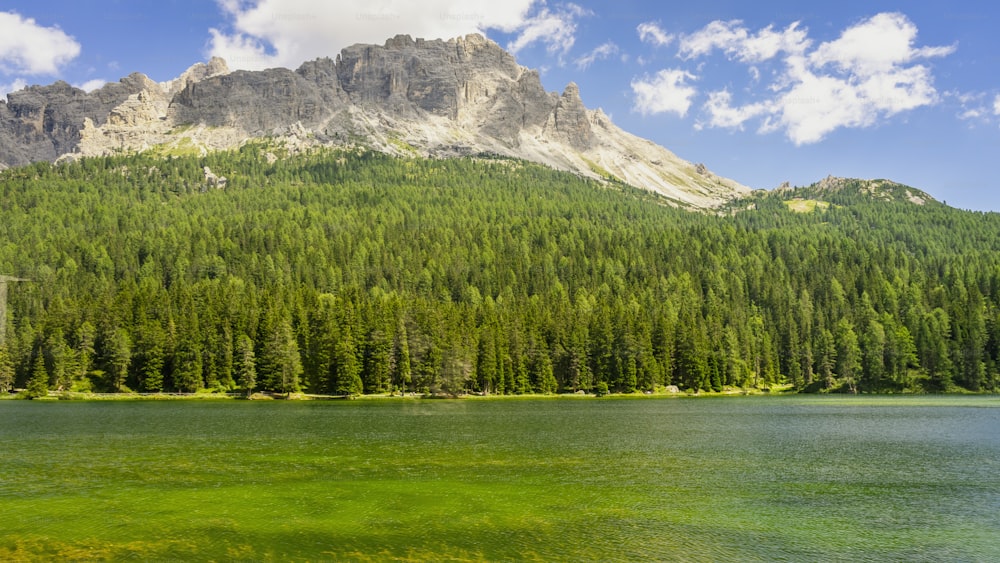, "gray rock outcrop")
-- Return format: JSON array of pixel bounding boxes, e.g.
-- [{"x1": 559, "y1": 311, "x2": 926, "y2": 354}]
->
[{"x1": 0, "y1": 34, "x2": 749, "y2": 208}]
